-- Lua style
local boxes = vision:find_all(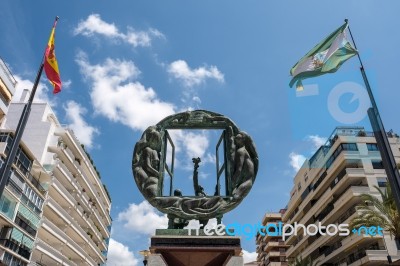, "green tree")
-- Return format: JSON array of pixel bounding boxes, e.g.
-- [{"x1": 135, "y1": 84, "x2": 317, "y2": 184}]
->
[{"x1": 351, "y1": 184, "x2": 400, "y2": 241}]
